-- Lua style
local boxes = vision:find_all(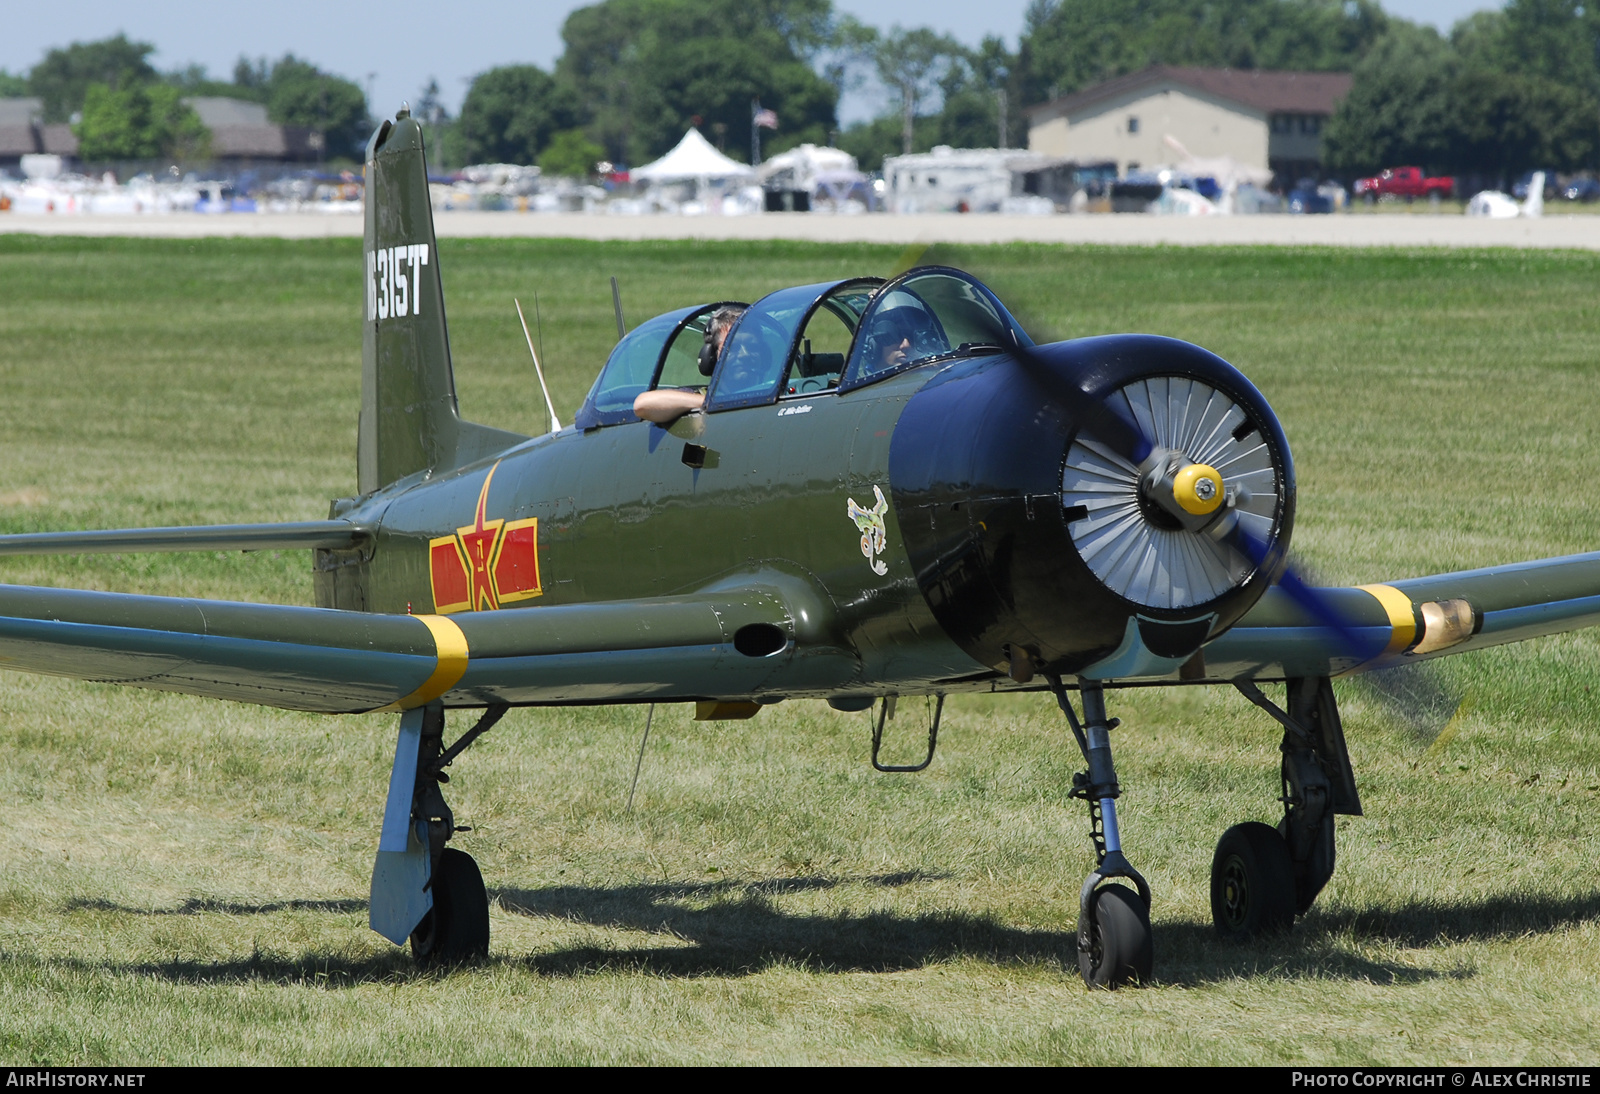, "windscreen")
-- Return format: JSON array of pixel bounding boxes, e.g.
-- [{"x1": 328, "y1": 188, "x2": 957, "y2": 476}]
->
[
  {"x1": 842, "y1": 269, "x2": 1023, "y2": 388},
  {"x1": 573, "y1": 306, "x2": 697, "y2": 428}
]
